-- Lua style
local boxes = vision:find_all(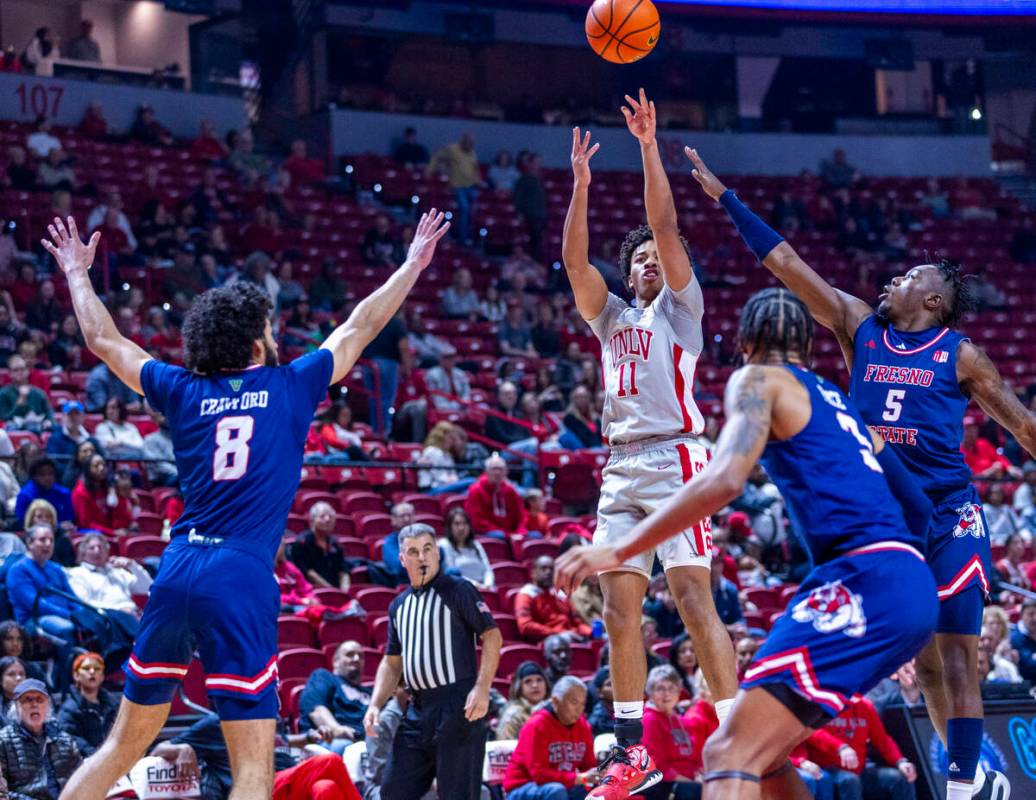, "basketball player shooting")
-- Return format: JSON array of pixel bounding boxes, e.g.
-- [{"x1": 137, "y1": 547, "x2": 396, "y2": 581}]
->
[
  {"x1": 42, "y1": 211, "x2": 449, "y2": 800},
  {"x1": 685, "y1": 150, "x2": 1034, "y2": 800},
  {"x1": 561, "y1": 89, "x2": 737, "y2": 799}
]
